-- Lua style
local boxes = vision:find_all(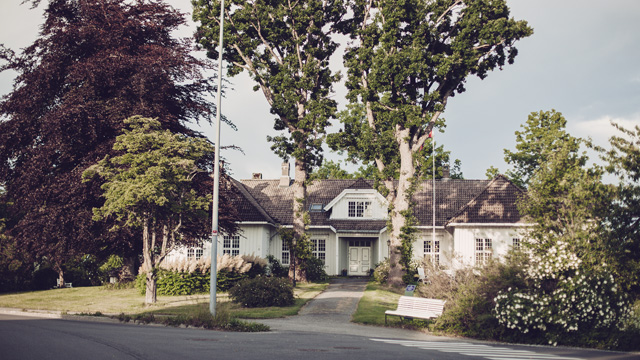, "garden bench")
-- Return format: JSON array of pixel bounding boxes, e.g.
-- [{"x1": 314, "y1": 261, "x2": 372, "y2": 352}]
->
[{"x1": 385, "y1": 296, "x2": 445, "y2": 325}]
